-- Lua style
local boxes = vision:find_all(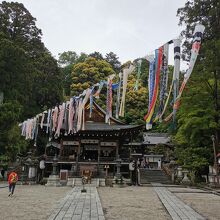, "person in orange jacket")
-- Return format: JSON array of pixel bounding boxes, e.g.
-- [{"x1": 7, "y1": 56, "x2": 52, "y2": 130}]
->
[{"x1": 8, "y1": 170, "x2": 18, "y2": 197}]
